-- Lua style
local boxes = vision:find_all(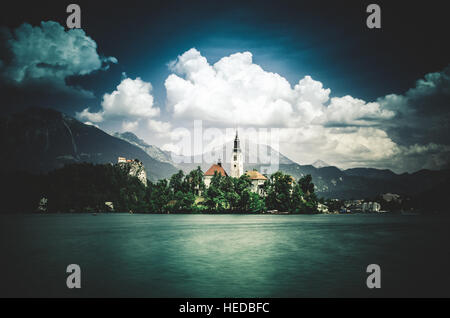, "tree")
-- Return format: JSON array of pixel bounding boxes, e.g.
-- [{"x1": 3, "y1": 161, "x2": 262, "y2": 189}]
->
[
  {"x1": 169, "y1": 170, "x2": 186, "y2": 194},
  {"x1": 4, "y1": 162, "x2": 317, "y2": 215},
  {"x1": 148, "y1": 179, "x2": 171, "y2": 213},
  {"x1": 298, "y1": 174, "x2": 315, "y2": 195},
  {"x1": 240, "y1": 189, "x2": 265, "y2": 213},
  {"x1": 185, "y1": 166, "x2": 206, "y2": 195},
  {"x1": 172, "y1": 190, "x2": 196, "y2": 213},
  {"x1": 292, "y1": 175, "x2": 318, "y2": 214},
  {"x1": 264, "y1": 171, "x2": 294, "y2": 212},
  {"x1": 263, "y1": 172, "x2": 318, "y2": 214},
  {"x1": 203, "y1": 171, "x2": 228, "y2": 212}
]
